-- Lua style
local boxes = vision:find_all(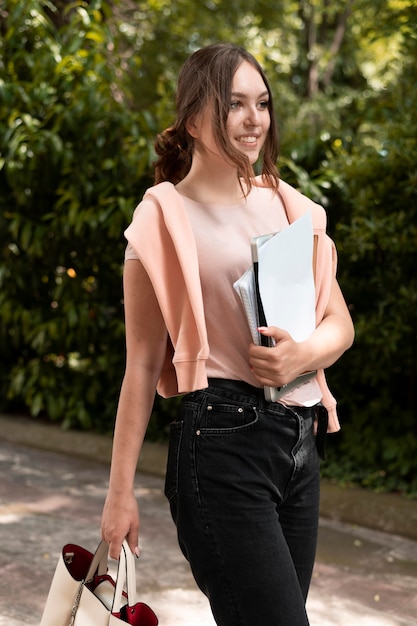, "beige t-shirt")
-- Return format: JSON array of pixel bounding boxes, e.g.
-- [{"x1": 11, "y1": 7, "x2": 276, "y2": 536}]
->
[{"x1": 125, "y1": 185, "x2": 322, "y2": 406}]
